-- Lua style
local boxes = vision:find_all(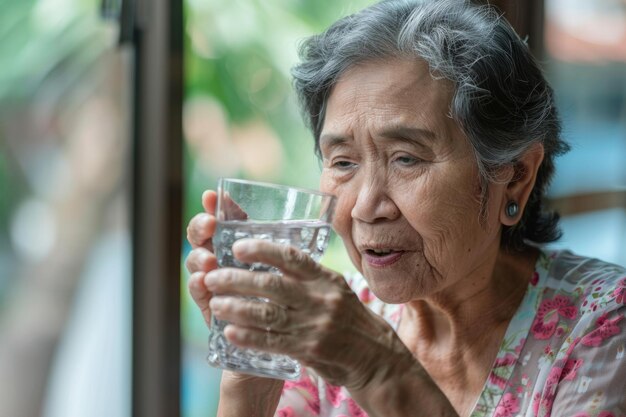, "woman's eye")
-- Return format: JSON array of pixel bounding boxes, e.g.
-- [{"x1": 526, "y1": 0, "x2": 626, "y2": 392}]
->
[
  {"x1": 394, "y1": 155, "x2": 419, "y2": 166},
  {"x1": 332, "y1": 160, "x2": 356, "y2": 170}
]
